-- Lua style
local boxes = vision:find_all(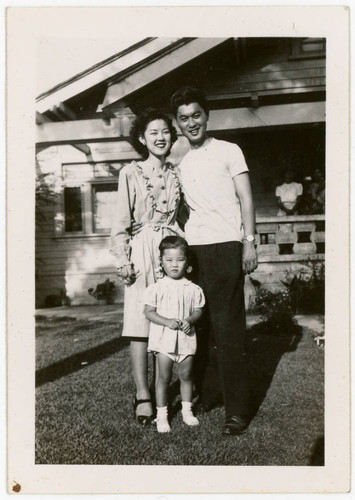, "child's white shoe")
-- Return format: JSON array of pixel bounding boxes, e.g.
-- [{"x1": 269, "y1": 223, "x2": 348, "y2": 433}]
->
[
  {"x1": 156, "y1": 406, "x2": 171, "y2": 433},
  {"x1": 181, "y1": 401, "x2": 199, "y2": 426},
  {"x1": 182, "y1": 412, "x2": 199, "y2": 426},
  {"x1": 157, "y1": 419, "x2": 171, "y2": 433}
]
